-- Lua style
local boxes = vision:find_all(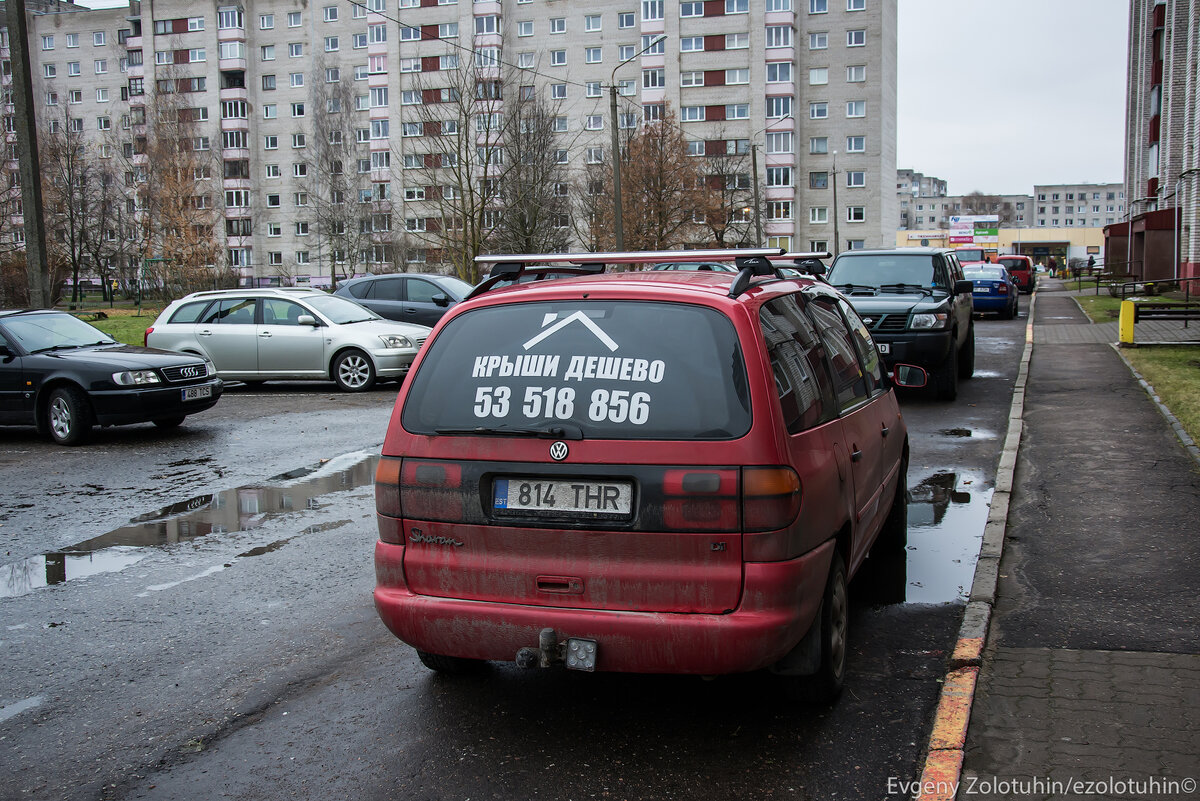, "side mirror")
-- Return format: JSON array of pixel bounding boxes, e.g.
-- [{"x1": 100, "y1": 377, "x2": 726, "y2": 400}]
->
[
  {"x1": 954, "y1": 280, "x2": 974, "y2": 296},
  {"x1": 0, "y1": 344, "x2": 12, "y2": 359},
  {"x1": 432, "y1": 293, "x2": 451, "y2": 307},
  {"x1": 891, "y1": 364, "x2": 928, "y2": 388},
  {"x1": 296, "y1": 314, "x2": 319, "y2": 326}
]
